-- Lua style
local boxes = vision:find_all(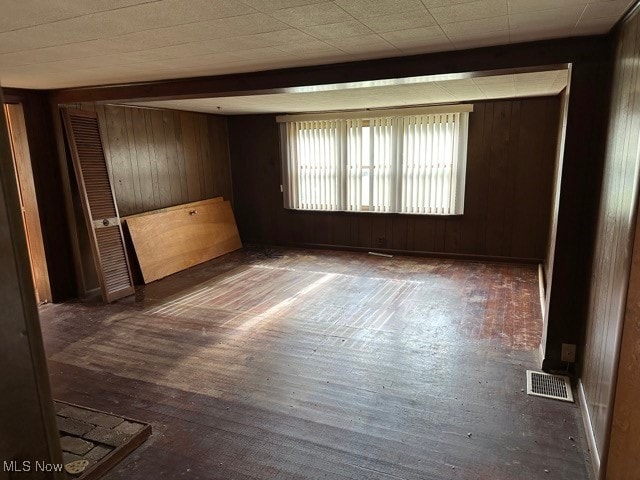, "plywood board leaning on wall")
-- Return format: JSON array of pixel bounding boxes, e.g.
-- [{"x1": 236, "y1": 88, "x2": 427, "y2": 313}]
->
[
  {"x1": 125, "y1": 198, "x2": 242, "y2": 283},
  {"x1": 125, "y1": 196, "x2": 223, "y2": 220}
]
